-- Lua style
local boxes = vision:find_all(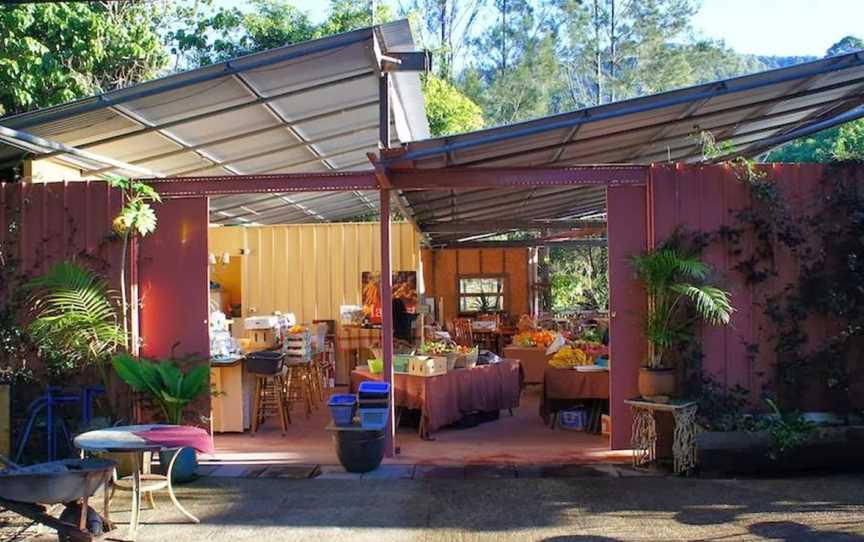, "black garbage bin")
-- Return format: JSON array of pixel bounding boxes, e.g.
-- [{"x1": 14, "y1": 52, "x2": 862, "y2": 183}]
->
[{"x1": 333, "y1": 429, "x2": 385, "y2": 473}]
